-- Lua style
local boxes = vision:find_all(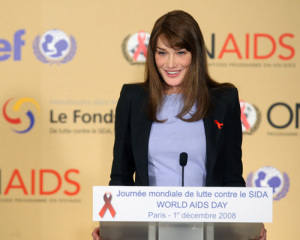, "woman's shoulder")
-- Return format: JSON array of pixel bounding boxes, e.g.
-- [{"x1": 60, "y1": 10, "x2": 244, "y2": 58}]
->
[
  {"x1": 121, "y1": 83, "x2": 147, "y2": 94},
  {"x1": 120, "y1": 83, "x2": 148, "y2": 99},
  {"x1": 209, "y1": 86, "x2": 239, "y2": 104}
]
